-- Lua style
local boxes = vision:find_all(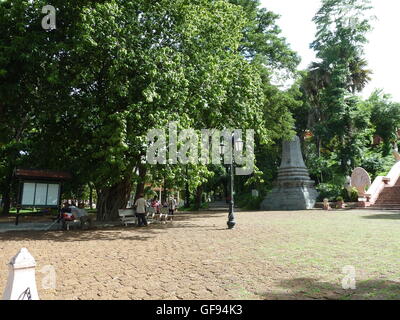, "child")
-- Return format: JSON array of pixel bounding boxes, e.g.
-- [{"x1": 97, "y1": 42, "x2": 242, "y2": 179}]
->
[{"x1": 323, "y1": 199, "x2": 332, "y2": 211}]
